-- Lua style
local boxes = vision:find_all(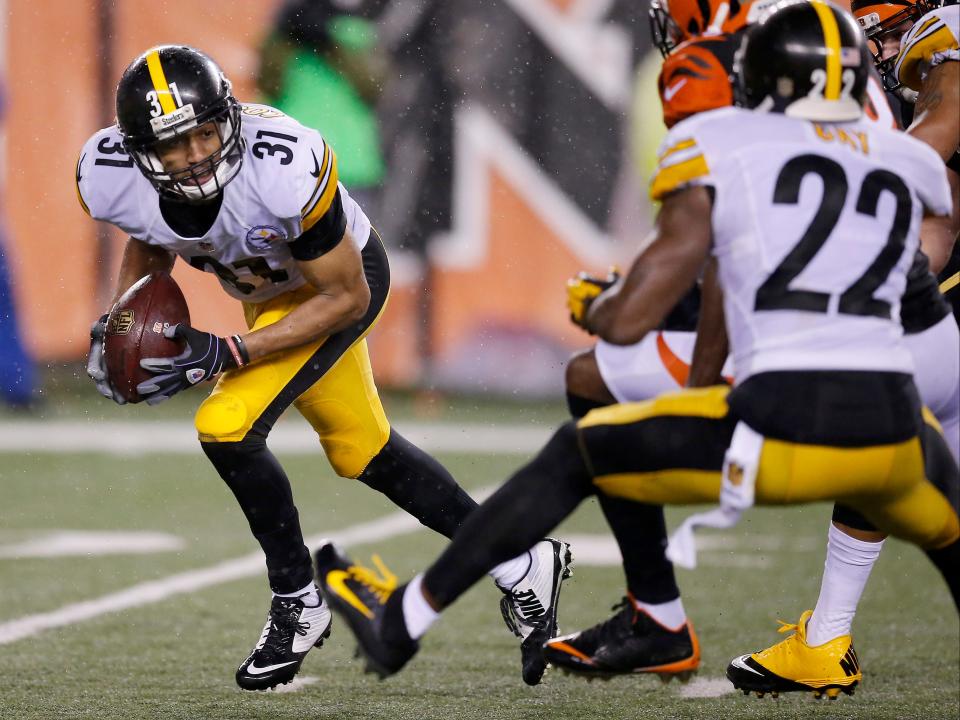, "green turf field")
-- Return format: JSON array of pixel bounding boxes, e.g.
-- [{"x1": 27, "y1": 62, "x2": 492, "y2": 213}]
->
[{"x1": 0, "y1": 380, "x2": 957, "y2": 719}]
